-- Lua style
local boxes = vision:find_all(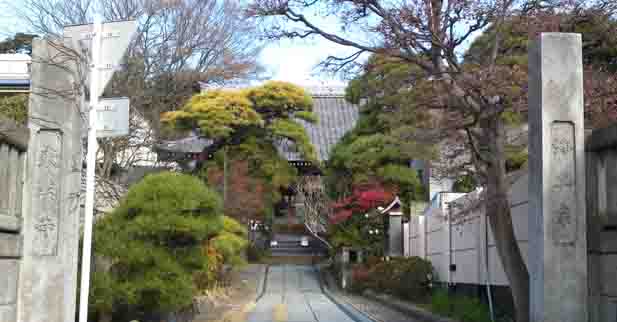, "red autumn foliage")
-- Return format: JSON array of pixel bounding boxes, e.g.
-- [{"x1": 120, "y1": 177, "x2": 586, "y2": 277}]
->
[
  {"x1": 329, "y1": 209, "x2": 353, "y2": 225},
  {"x1": 330, "y1": 182, "x2": 396, "y2": 225},
  {"x1": 206, "y1": 160, "x2": 267, "y2": 222}
]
